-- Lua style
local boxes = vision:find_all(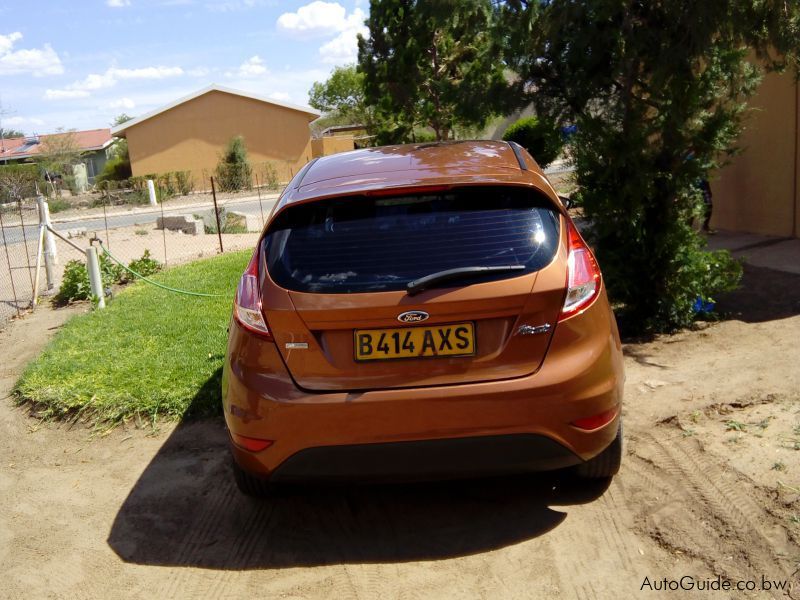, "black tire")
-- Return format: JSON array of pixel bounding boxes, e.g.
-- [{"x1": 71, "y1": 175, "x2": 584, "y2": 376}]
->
[
  {"x1": 575, "y1": 422, "x2": 622, "y2": 479},
  {"x1": 231, "y1": 457, "x2": 273, "y2": 497}
]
